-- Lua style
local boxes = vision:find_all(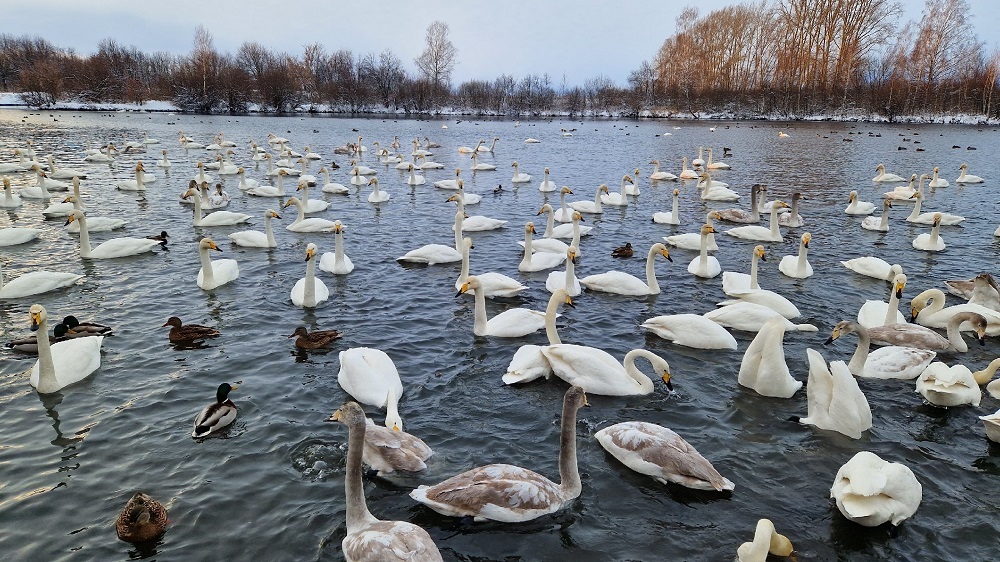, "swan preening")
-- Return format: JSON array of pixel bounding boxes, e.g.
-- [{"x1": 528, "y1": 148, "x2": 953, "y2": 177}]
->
[
  {"x1": 831, "y1": 451, "x2": 921, "y2": 527},
  {"x1": 792, "y1": 349, "x2": 872, "y2": 439}
]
